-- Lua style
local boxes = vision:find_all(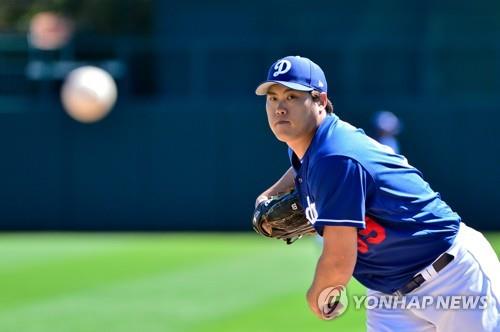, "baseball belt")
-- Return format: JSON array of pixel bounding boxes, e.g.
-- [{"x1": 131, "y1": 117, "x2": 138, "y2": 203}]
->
[{"x1": 395, "y1": 252, "x2": 454, "y2": 296}]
